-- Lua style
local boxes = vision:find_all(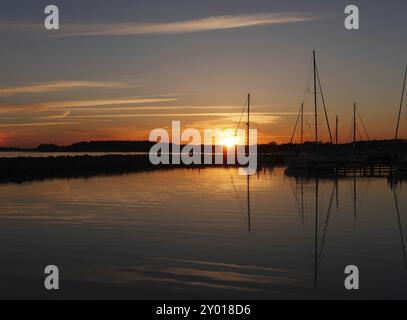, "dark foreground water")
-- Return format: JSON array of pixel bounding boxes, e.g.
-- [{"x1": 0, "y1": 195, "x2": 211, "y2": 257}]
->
[{"x1": 0, "y1": 167, "x2": 406, "y2": 299}]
